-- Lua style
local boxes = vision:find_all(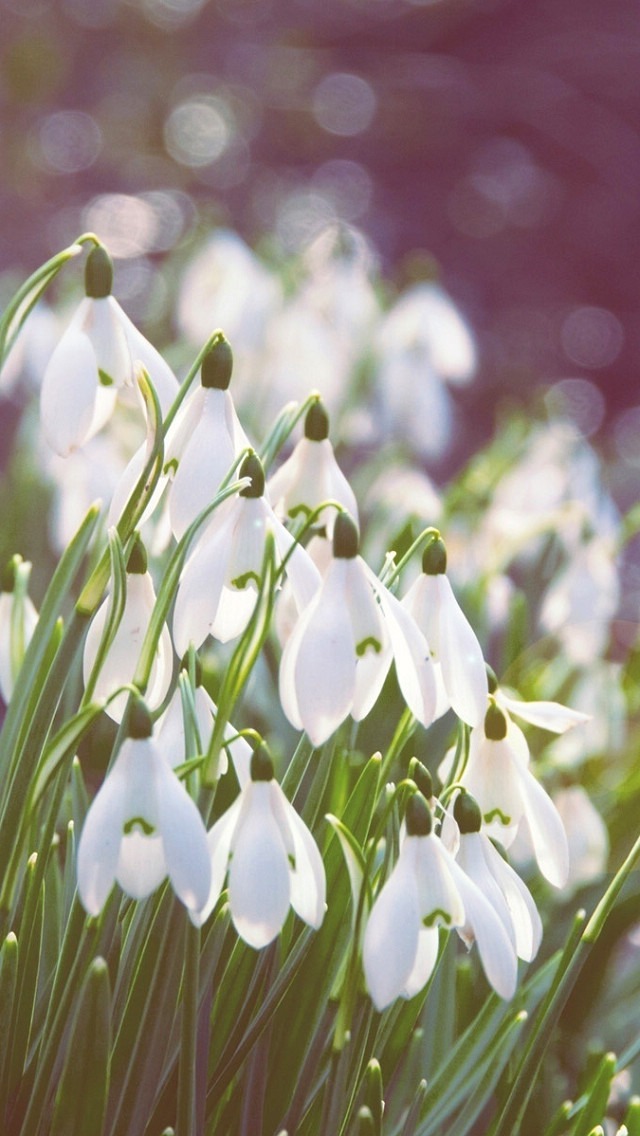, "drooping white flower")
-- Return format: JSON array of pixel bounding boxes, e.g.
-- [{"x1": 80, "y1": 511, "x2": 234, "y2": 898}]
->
[
  {"x1": 268, "y1": 399, "x2": 358, "y2": 537},
  {"x1": 172, "y1": 453, "x2": 321, "y2": 654},
  {"x1": 279, "y1": 513, "x2": 437, "y2": 747},
  {"x1": 156, "y1": 663, "x2": 252, "y2": 786},
  {"x1": 40, "y1": 245, "x2": 178, "y2": 457},
  {"x1": 453, "y1": 791, "x2": 542, "y2": 965},
  {"x1": 83, "y1": 537, "x2": 173, "y2": 722},
  {"x1": 164, "y1": 336, "x2": 251, "y2": 540},
  {"x1": 0, "y1": 559, "x2": 38, "y2": 704},
  {"x1": 460, "y1": 703, "x2": 569, "y2": 889},
  {"x1": 402, "y1": 536, "x2": 488, "y2": 728},
  {"x1": 77, "y1": 699, "x2": 211, "y2": 915},
  {"x1": 190, "y1": 746, "x2": 326, "y2": 946}
]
